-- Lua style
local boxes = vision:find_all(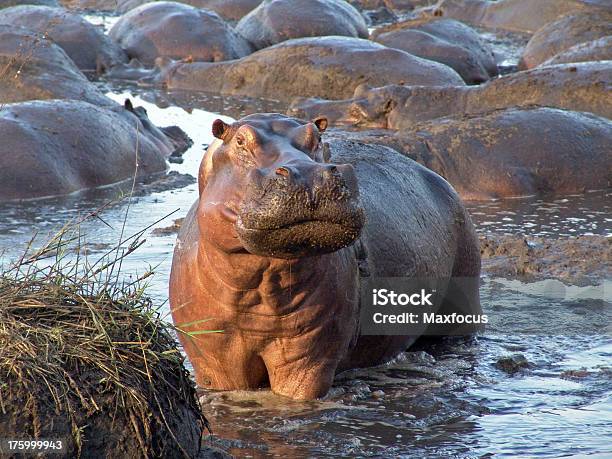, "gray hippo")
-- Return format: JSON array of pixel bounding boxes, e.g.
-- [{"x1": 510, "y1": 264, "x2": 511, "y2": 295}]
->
[
  {"x1": 289, "y1": 62, "x2": 612, "y2": 127},
  {"x1": 153, "y1": 36, "x2": 464, "y2": 101},
  {"x1": 541, "y1": 37, "x2": 612, "y2": 66},
  {"x1": 325, "y1": 107, "x2": 612, "y2": 200},
  {"x1": 0, "y1": 99, "x2": 191, "y2": 200},
  {"x1": 519, "y1": 11, "x2": 612, "y2": 69},
  {"x1": 372, "y1": 17, "x2": 498, "y2": 84},
  {"x1": 236, "y1": 0, "x2": 368, "y2": 50},
  {"x1": 0, "y1": 6, "x2": 128, "y2": 75},
  {"x1": 0, "y1": 25, "x2": 110, "y2": 105},
  {"x1": 169, "y1": 113, "x2": 481, "y2": 400},
  {"x1": 109, "y1": 2, "x2": 252, "y2": 65},
  {"x1": 420, "y1": 0, "x2": 611, "y2": 34}
]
